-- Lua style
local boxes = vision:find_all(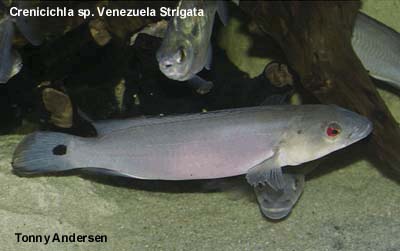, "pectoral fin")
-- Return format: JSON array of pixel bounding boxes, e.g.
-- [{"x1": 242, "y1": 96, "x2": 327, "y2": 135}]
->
[
  {"x1": 246, "y1": 154, "x2": 284, "y2": 190},
  {"x1": 188, "y1": 75, "x2": 213, "y2": 95},
  {"x1": 254, "y1": 172, "x2": 305, "y2": 220}
]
